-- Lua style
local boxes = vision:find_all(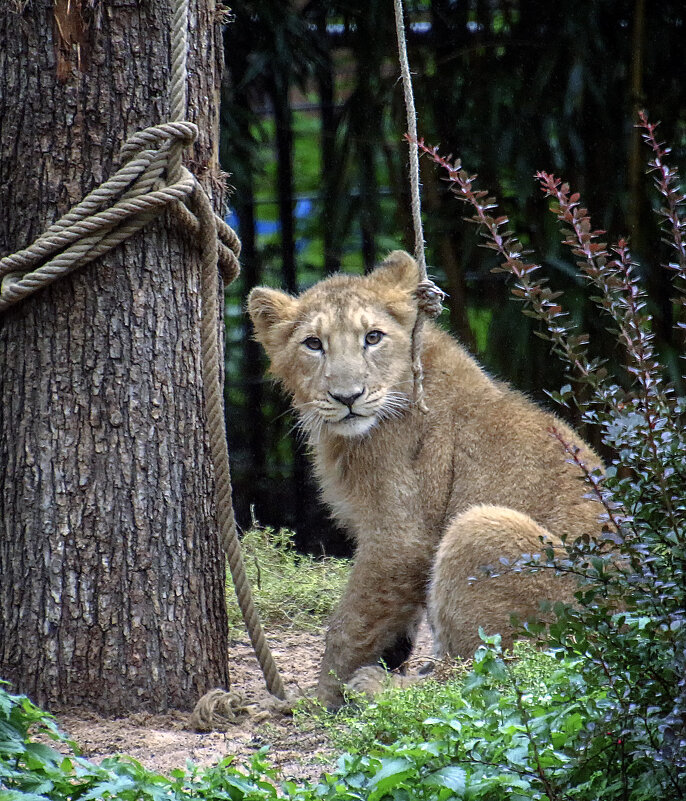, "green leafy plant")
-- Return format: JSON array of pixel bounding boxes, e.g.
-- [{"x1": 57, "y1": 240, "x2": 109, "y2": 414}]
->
[
  {"x1": 0, "y1": 646, "x2": 650, "y2": 801},
  {"x1": 292, "y1": 638, "x2": 624, "y2": 801}
]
